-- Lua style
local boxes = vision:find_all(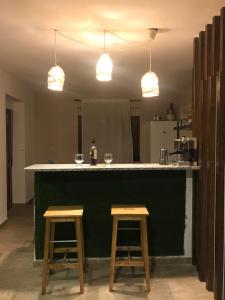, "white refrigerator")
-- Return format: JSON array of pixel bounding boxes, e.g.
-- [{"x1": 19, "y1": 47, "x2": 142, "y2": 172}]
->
[{"x1": 149, "y1": 121, "x2": 177, "y2": 163}]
